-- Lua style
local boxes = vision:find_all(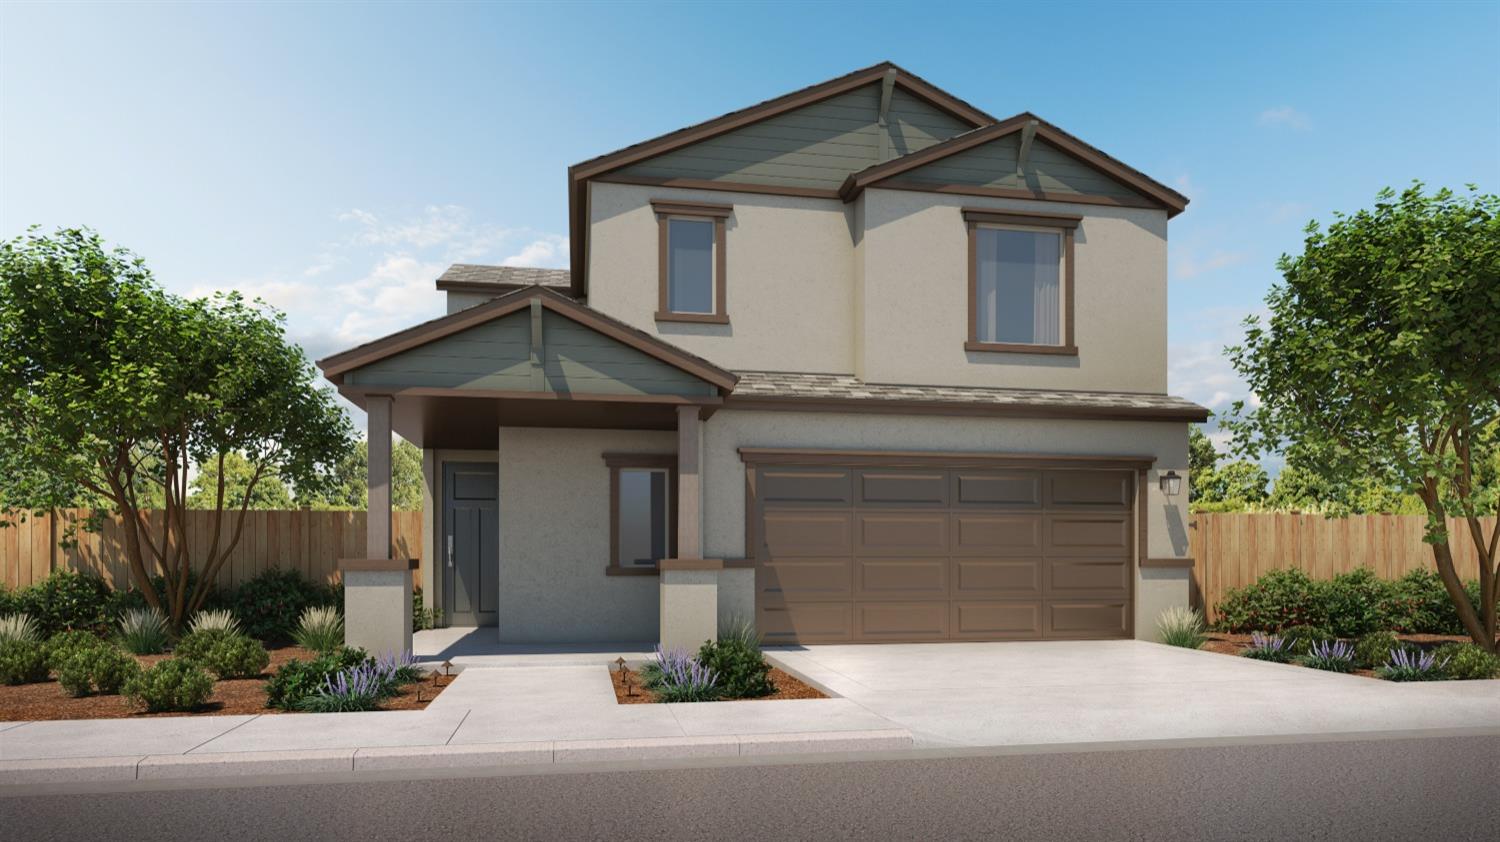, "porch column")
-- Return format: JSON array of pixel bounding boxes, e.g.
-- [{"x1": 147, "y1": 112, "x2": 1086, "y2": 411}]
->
[
  {"x1": 339, "y1": 394, "x2": 414, "y2": 657},
  {"x1": 659, "y1": 406, "x2": 718, "y2": 651}
]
